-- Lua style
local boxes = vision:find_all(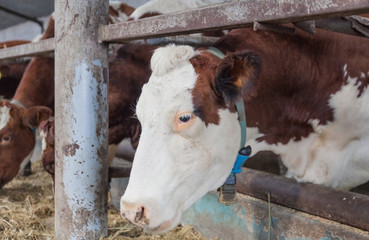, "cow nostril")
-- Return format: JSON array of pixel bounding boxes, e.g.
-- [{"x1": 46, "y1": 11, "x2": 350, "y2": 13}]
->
[{"x1": 134, "y1": 206, "x2": 144, "y2": 223}]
